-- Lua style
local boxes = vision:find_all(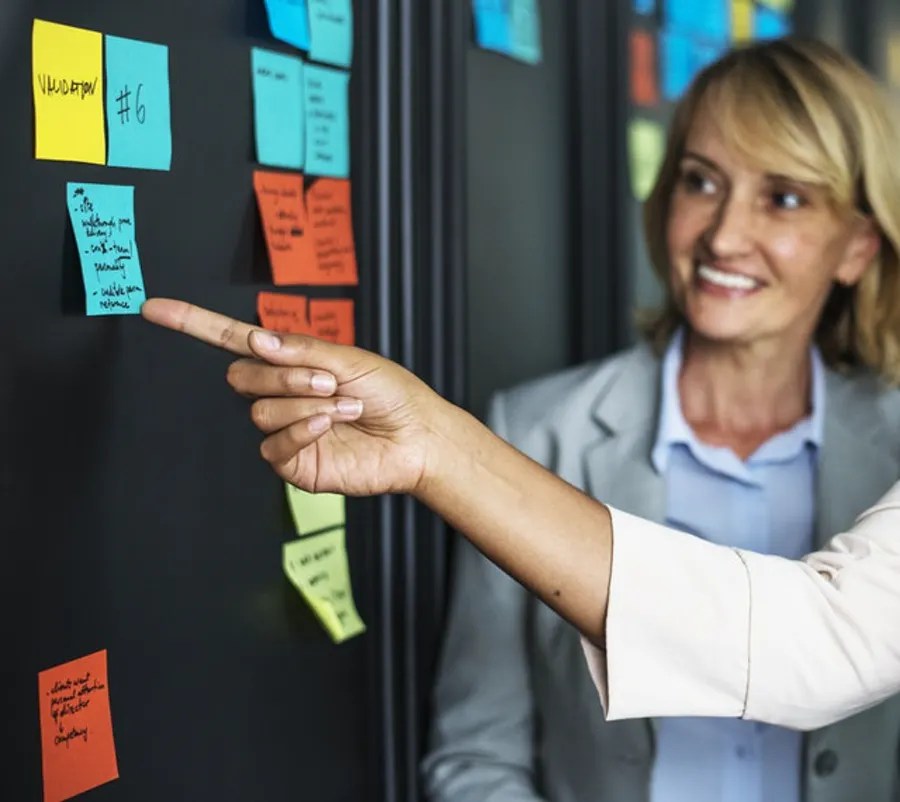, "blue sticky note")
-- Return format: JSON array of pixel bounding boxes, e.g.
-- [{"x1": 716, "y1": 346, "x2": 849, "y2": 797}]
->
[
  {"x1": 308, "y1": 0, "x2": 353, "y2": 68},
  {"x1": 634, "y1": 0, "x2": 656, "y2": 14},
  {"x1": 105, "y1": 35, "x2": 171, "y2": 170},
  {"x1": 472, "y1": 0, "x2": 512, "y2": 54},
  {"x1": 263, "y1": 0, "x2": 310, "y2": 51},
  {"x1": 304, "y1": 64, "x2": 349, "y2": 178},
  {"x1": 754, "y1": 7, "x2": 792, "y2": 39},
  {"x1": 251, "y1": 48, "x2": 304, "y2": 169},
  {"x1": 67, "y1": 183, "x2": 146, "y2": 316},
  {"x1": 664, "y1": 0, "x2": 728, "y2": 42},
  {"x1": 510, "y1": 0, "x2": 542, "y2": 64},
  {"x1": 661, "y1": 29, "x2": 694, "y2": 100}
]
